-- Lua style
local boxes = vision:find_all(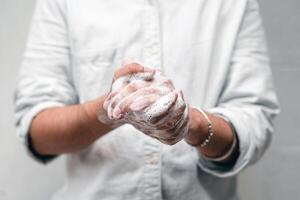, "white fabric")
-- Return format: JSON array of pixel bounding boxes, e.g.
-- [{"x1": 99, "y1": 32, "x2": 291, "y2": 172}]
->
[{"x1": 14, "y1": 0, "x2": 280, "y2": 199}]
